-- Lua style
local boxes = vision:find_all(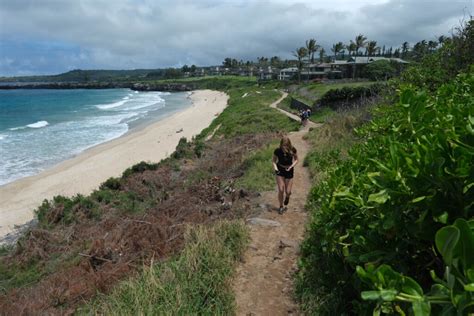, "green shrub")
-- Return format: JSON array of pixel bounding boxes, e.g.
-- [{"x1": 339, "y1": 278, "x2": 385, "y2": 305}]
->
[
  {"x1": 318, "y1": 83, "x2": 385, "y2": 110},
  {"x1": 358, "y1": 218, "x2": 474, "y2": 315},
  {"x1": 35, "y1": 194, "x2": 100, "y2": 227},
  {"x1": 172, "y1": 137, "x2": 193, "y2": 159},
  {"x1": 297, "y1": 73, "x2": 474, "y2": 314},
  {"x1": 364, "y1": 60, "x2": 397, "y2": 81},
  {"x1": 122, "y1": 161, "x2": 159, "y2": 178},
  {"x1": 100, "y1": 177, "x2": 121, "y2": 190}
]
